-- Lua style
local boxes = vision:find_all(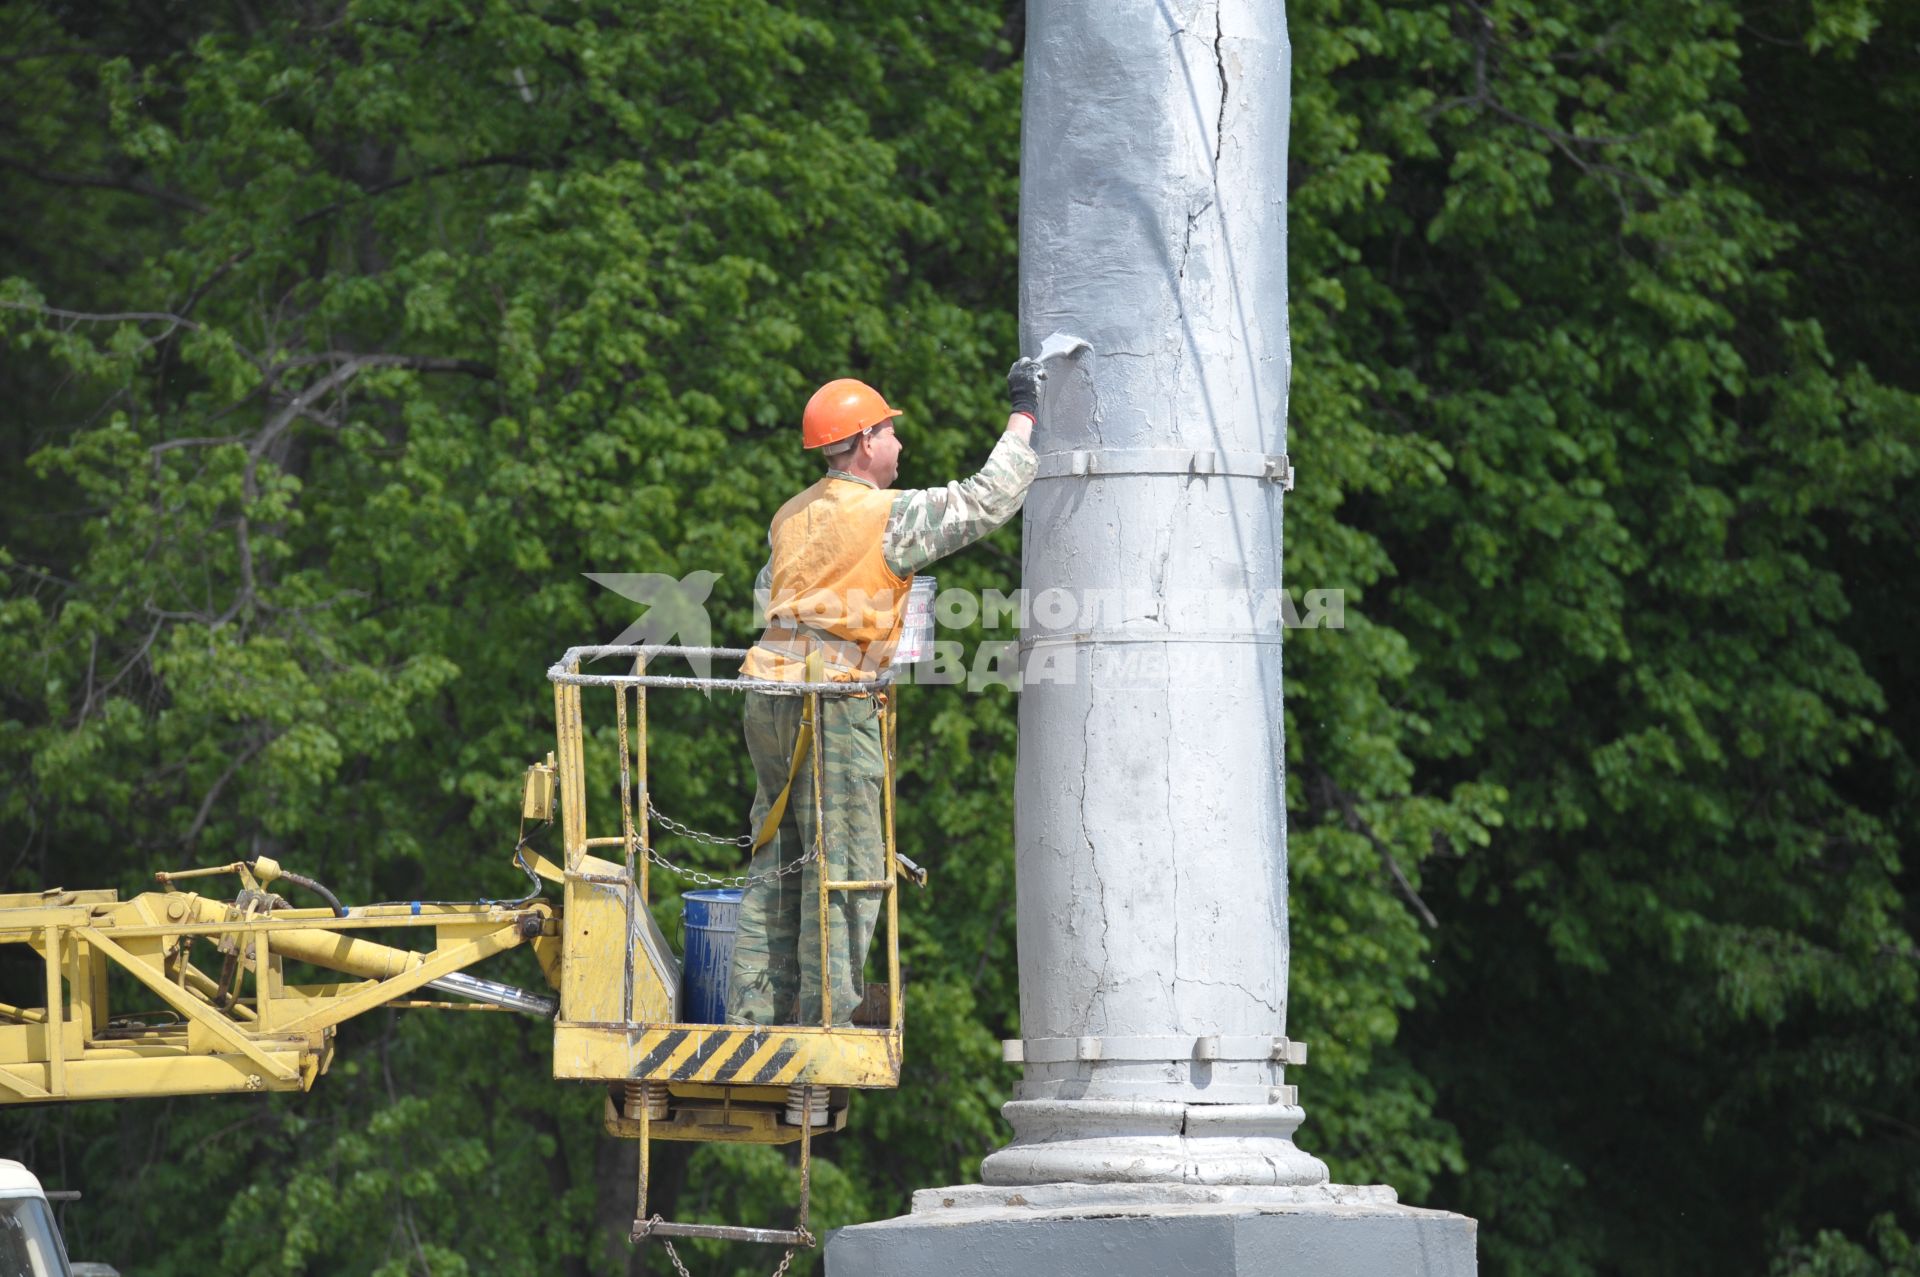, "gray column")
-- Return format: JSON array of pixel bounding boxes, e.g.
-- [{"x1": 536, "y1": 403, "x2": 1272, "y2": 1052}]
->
[
  {"x1": 830, "y1": 4, "x2": 1477, "y2": 1263},
  {"x1": 979, "y1": 0, "x2": 1326, "y2": 1186}
]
